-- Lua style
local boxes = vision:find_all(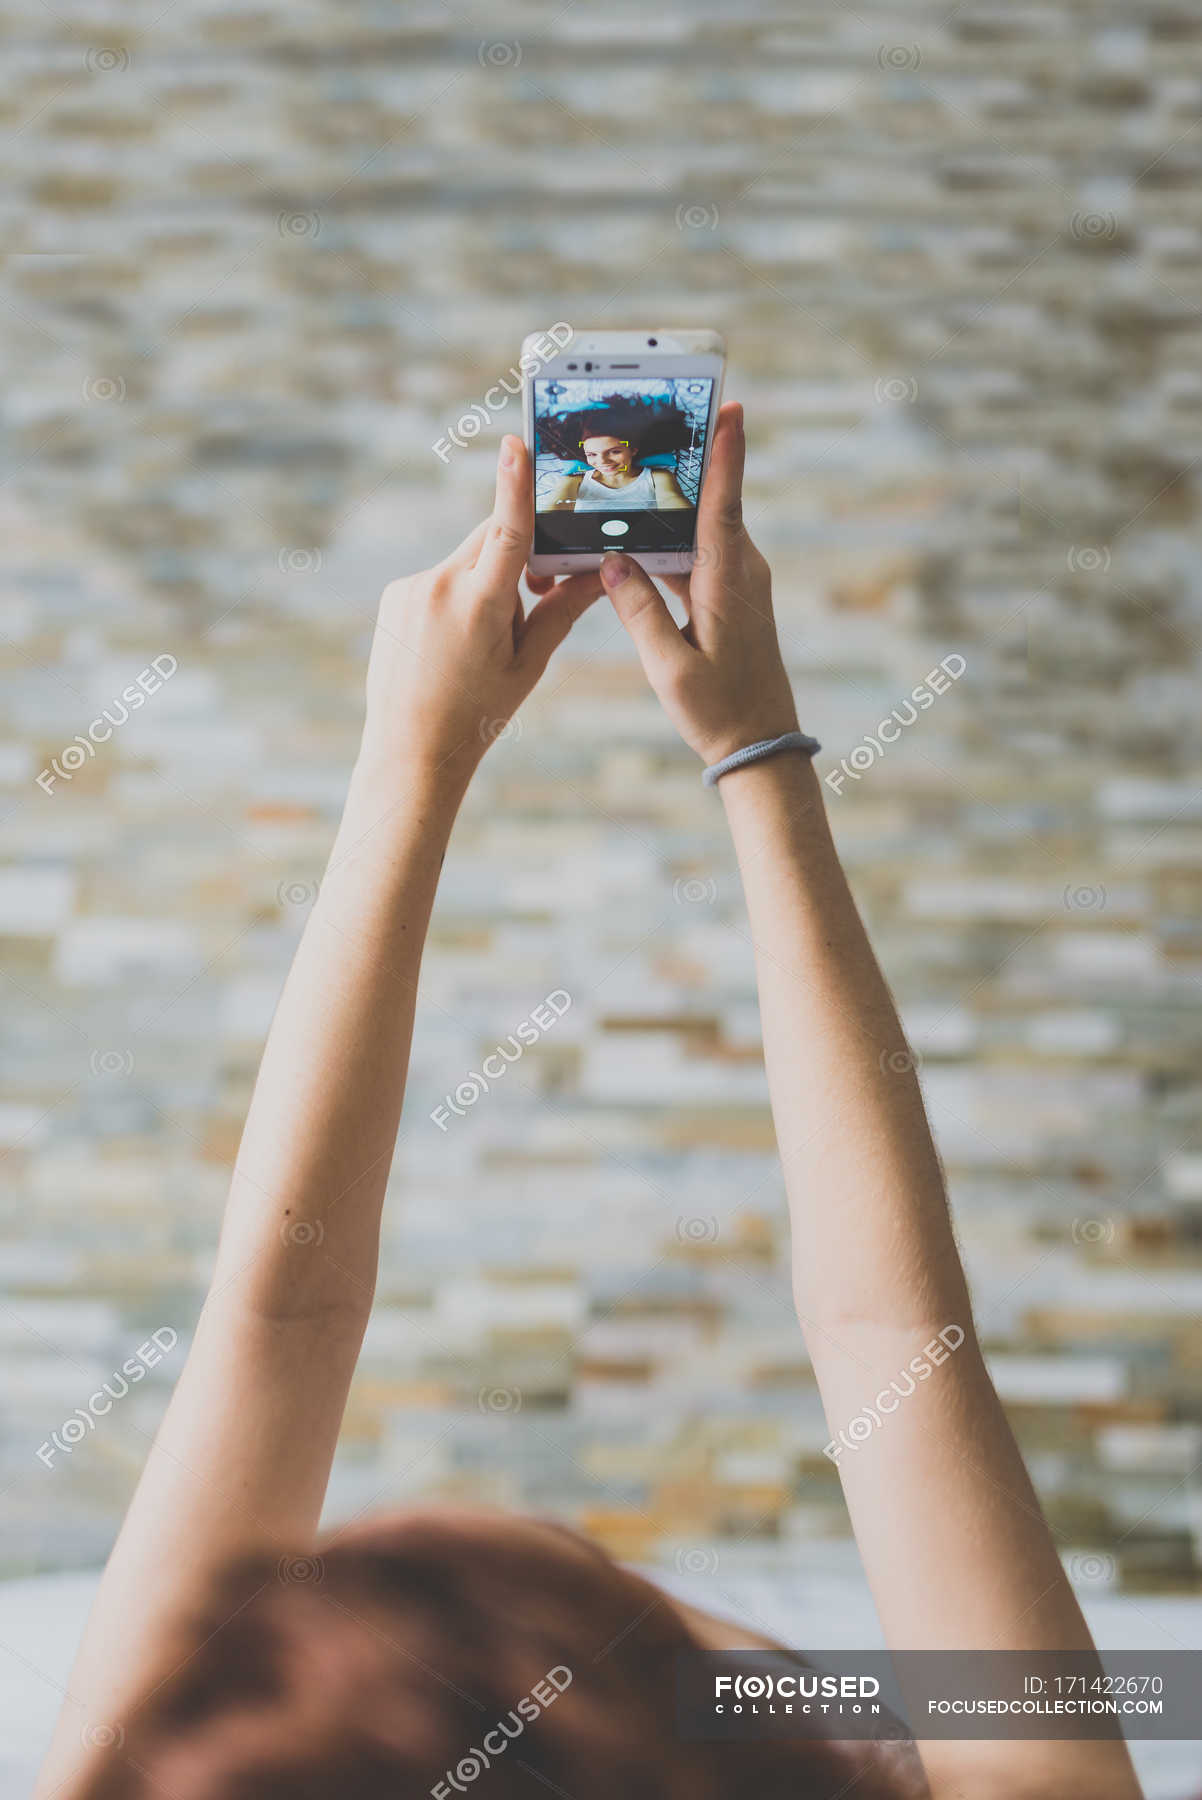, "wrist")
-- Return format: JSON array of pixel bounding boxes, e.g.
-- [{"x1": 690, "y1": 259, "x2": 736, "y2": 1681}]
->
[
  {"x1": 338, "y1": 745, "x2": 472, "y2": 860},
  {"x1": 716, "y1": 742, "x2": 825, "y2": 815},
  {"x1": 351, "y1": 732, "x2": 478, "y2": 811},
  {"x1": 322, "y1": 755, "x2": 461, "y2": 920},
  {"x1": 695, "y1": 706, "x2": 801, "y2": 771}
]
